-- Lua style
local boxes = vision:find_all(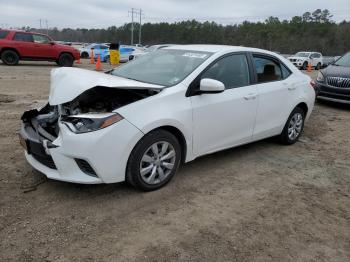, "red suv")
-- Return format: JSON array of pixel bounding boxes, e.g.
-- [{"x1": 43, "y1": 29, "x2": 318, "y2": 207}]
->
[{"x1": 0, "y1": 30, "x2": 80, "y2": 66}]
